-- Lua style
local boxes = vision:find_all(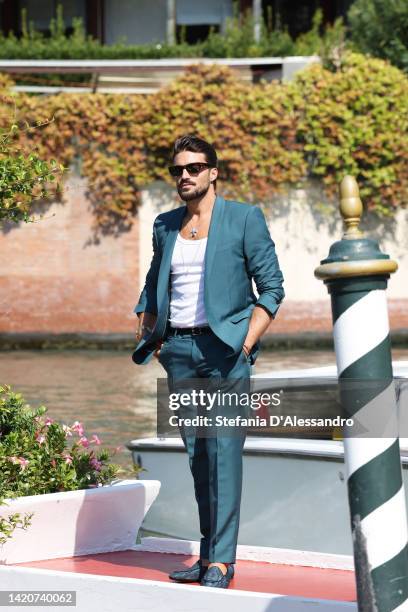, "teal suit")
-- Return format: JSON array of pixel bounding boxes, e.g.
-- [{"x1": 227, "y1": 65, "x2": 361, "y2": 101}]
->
[
  {"x1": 132, "y1": 194, "x2": 284, "y2": 563},
  {"x1": 132, "y1": 194, "x2": 284, "y2": 364}
]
